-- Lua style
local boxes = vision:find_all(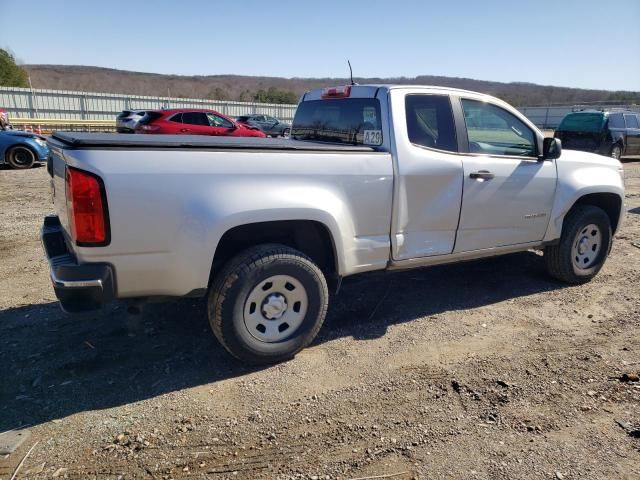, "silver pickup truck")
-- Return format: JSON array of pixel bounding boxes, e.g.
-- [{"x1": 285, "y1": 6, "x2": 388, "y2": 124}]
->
[{"x1": 42, "y1": 85, "x2": 625, "y2": 363}]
